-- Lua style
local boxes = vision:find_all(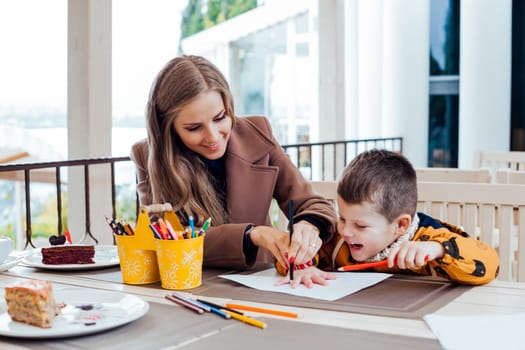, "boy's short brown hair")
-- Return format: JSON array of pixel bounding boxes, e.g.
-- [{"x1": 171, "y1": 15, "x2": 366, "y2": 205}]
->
[{"x1": 337, "y1": 149, "x2": 417, "y2": 222}]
